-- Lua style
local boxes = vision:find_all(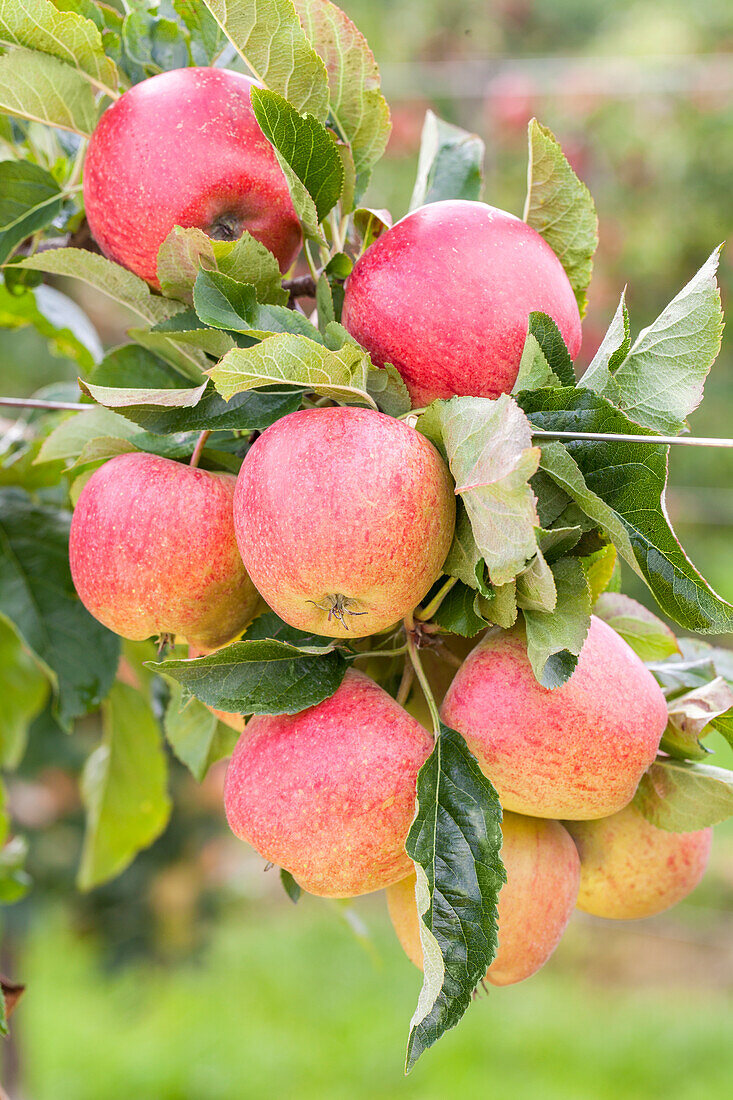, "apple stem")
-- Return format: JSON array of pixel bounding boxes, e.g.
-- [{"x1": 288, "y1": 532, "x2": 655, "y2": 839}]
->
[
  {"x1": 415, "y1": 576, "x2": 458, "y2": 622},
  {"x1": 189, "y1": 430, "x2": 211, "y2": 468},
  {"x1": 404, "y1": 611, "x2": 441, "y2": 738},
  {"x1": 350, "y1": 644, "x2": 408, "y2": 660},
  {"x1": 396, "y1": 659, "x2": 415, "y2": 707}
]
